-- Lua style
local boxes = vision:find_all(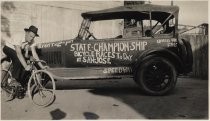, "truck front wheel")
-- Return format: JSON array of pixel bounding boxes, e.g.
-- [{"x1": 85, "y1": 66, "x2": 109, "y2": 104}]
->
[{"x1": 135, "y1": 57, "x2": 177, "y2": 95}]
